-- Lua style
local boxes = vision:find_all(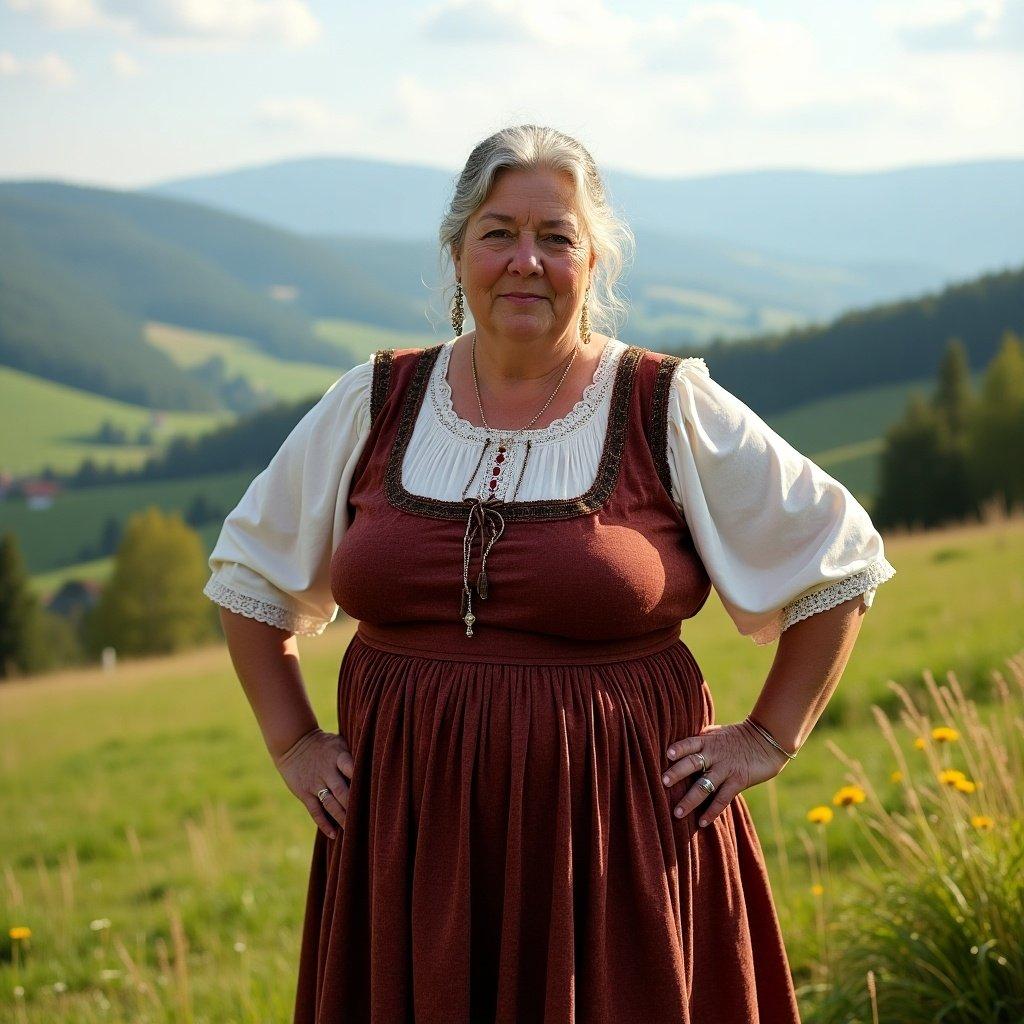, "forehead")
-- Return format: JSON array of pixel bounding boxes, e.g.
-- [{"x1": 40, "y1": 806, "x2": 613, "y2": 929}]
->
[{"x1": 473, "y1": 167, "x2": 580, "y2": 225}]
